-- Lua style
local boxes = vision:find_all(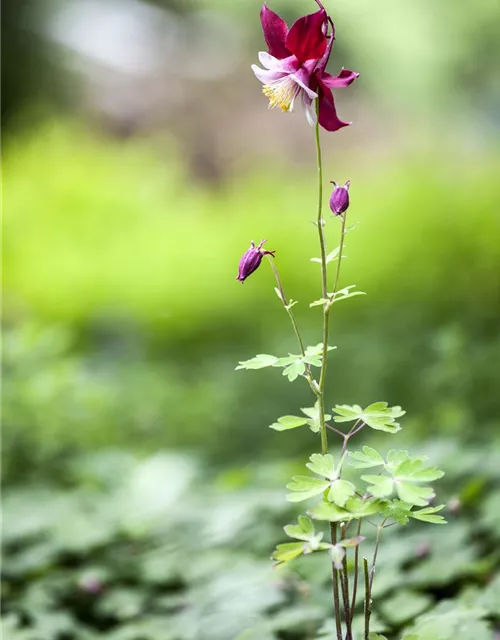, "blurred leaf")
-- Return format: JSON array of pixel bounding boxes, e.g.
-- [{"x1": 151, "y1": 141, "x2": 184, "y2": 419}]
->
[
  {"x1": 269, "y1": 415, "x2": 308, "y2": 431},
  {"x1": 271, "y1": 541, "x2": 305, "y2": 566},
  {"x1": 282, "y1": 359, "x2": 306, "y2": 381},
  {"x1": 301, "y1": 402, "x2": 330, "y2": 434},
  {"x1": 406, "y1": 601, "x2": 492, "y2": 639},
  {"x1": 379, "y1": 589, "x2": 432, "y2": 625},
  {"x1": 410, "y1": 505, "x2": 447, "y2": 525},
  {"x1": 236, "y1": 354, "x2": 279, "y2": 370}
]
